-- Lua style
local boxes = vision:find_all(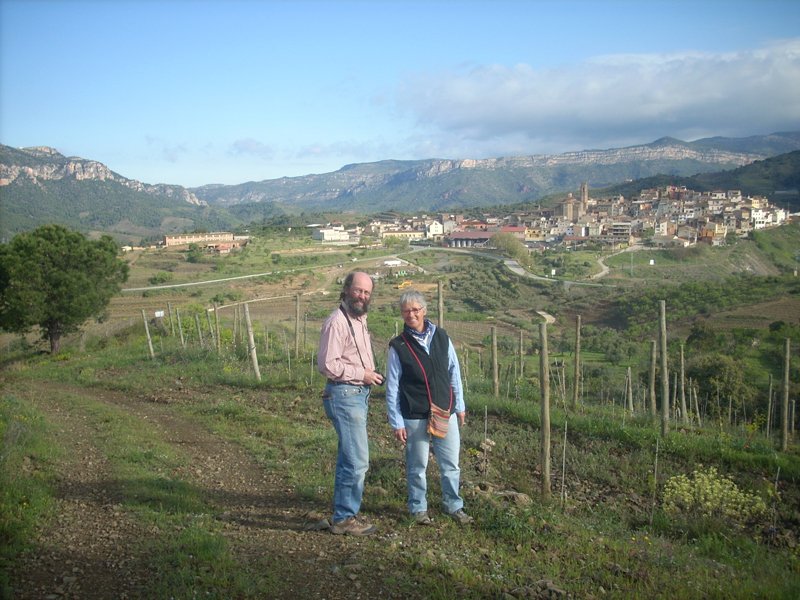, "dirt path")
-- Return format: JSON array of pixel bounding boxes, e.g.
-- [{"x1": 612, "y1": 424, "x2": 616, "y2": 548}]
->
[{"x1": 8, "y1": 382, "x2": 396, "y2": 599}]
